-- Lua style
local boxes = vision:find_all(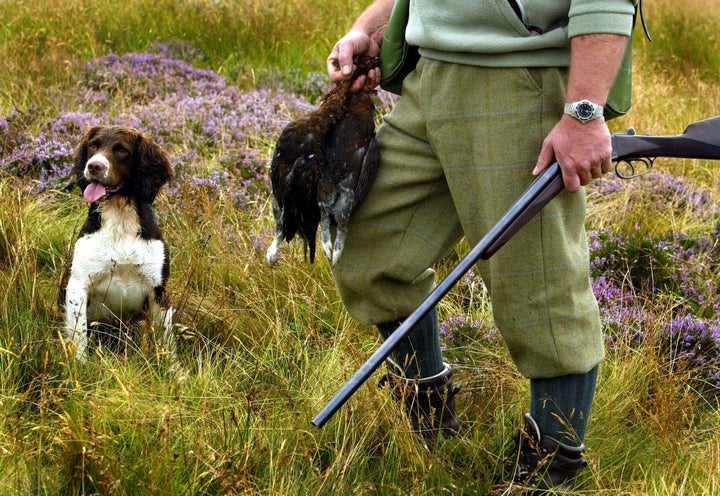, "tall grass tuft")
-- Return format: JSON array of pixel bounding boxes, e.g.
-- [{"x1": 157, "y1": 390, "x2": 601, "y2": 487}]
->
[
  {"x1": 1, "y1": 0, "x2": 719, "y2": 494},
  {"x1": 641, "y1": 0, "x2": 720, "y2": 80}
]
